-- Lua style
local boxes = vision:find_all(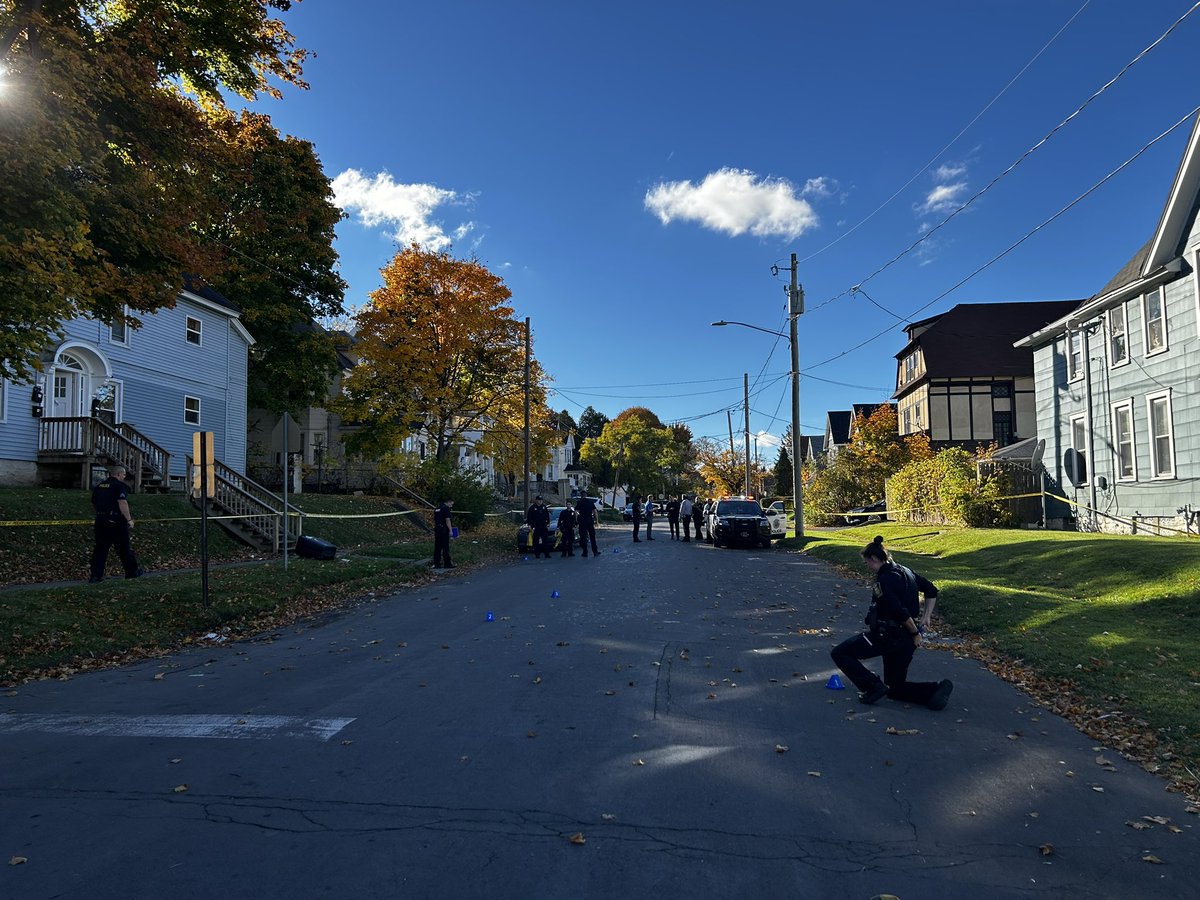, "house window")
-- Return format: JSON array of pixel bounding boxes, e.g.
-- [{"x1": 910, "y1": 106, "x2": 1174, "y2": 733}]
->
[
  {"x1": 184, "y1": 395, "x2": 201, "y2": 425},
  {"x1": 902, "y1": 406, "x2": 912, "y2": 432},
  {"x1": 1107, "y1": 303, "x2": 1128, "y2": 366},
  {"x1": 1142, "y1": 287, "x2": 1166, "y2": 355},
  {"x1": 1147, "y1": 391, "x2": 1175, "y2": 479},
  {"x1": 991, "y1": 382, "x2": 1012, "y2": 398},
  {"x1": 1069, "y1": 416, "x2": 1088, "y2": 486},
  {"x1": 1111, "y1": 400, "x2": 1136, "y2": 481},
  {"x1": 1067, "y1": 330, "x2": 1083, "y2": 381},
  {"x1": 993, "y1": 412, "x2": 1014, "y2": 446},
  {"x1": 903, "y1": 353, "x2": 917, "y2": 383},
  {"x1": 186, "y1": 316, "x2": 202, "y2": 346}
]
